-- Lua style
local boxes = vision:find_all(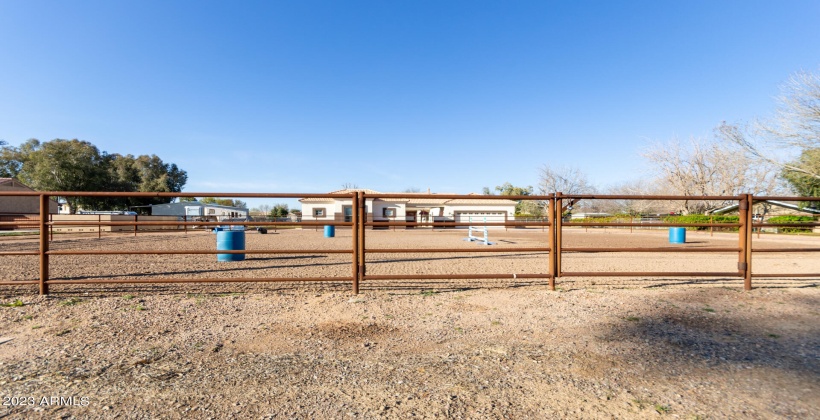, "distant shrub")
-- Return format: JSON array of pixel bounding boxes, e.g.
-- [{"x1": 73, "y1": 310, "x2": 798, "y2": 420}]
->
[
  {"x1": 661, "y1": 215, "x2": 740, "y2": 231},
  {"x1": 765, "y1": 215, "x2": 816, "y2": 233}
]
